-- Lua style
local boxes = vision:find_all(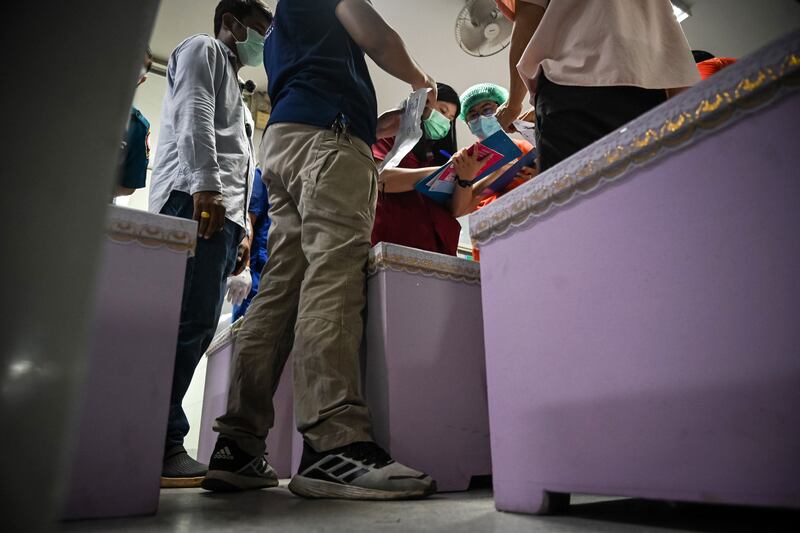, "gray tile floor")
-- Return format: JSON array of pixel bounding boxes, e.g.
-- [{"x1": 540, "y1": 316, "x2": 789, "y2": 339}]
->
[{"x1": 60, "y1": 482, "x2": 799, "y2": 533}]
